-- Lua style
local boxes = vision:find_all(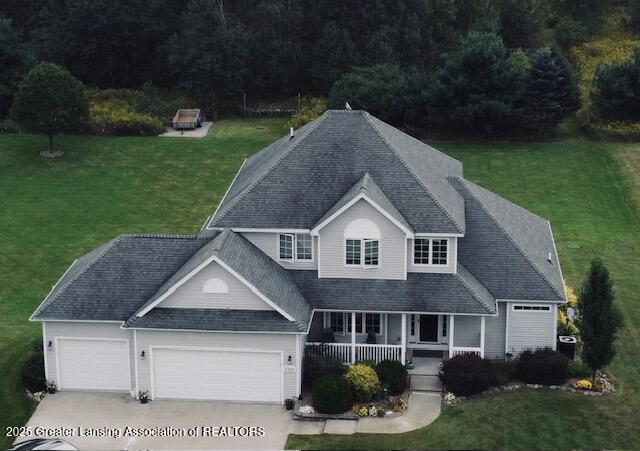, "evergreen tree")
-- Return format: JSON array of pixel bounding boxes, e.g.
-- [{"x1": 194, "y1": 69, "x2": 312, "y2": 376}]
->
[
  {"x1": 498, "y1": 0, "x2": 544, "y2": 49},
  {"x1": 592, "y1": 50, "x2": 640, "y2": 122},
  {"x1": 11, "y1": 63, "x2": 89, "y2": 155},
  {"x1": 578, "y1": 258, "x2": 623, "y2": 374},
  {"x1": 520, "y1": 47, "x2": 580, "y2": 134},
  {"x1": 0, "y1": 17, "x2": 36, "y2": 116}
]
